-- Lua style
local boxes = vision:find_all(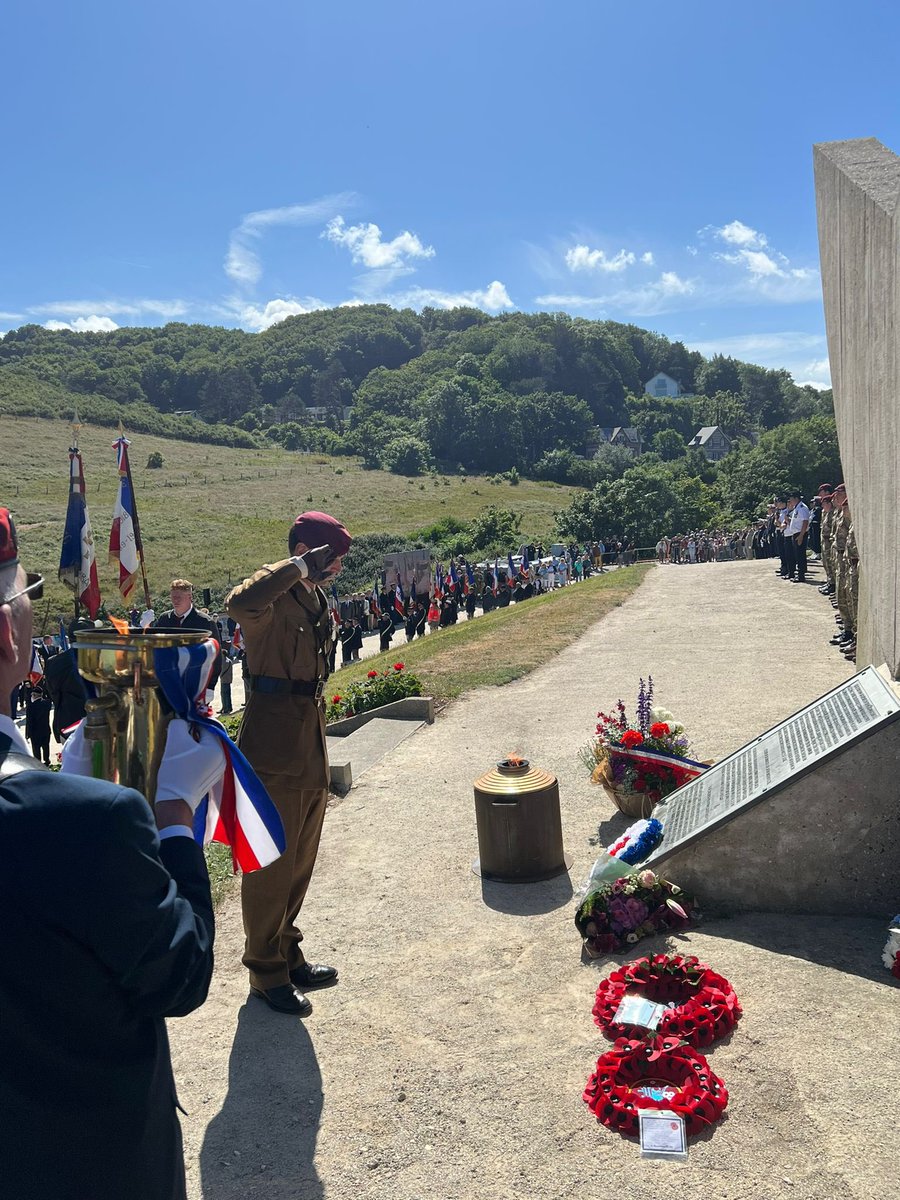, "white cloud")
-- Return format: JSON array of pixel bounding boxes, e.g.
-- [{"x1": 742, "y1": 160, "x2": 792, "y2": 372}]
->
[
  {"x1": 565, "y1": 244, "x2": 636, "y2": 273},
  {"x1": 641, "y1": 251, "x2": 655, "y2": 265},
  {"x1": 232, "y1": 296, "x2": 328, "y2": 332},
  {"x1": 537, "y1": 271, "x2": 695, "y2": 317},
  {"x1": 31, "y1": 298, "x2": 188, "y2": 318},
  {"x1": 45, "y1": 316, "x2": 119, "y2": 332},
  {"x1": 710, "y1": 220, "x2": 768, "y2": 249},
  {"x1": 323, "y1": 216, "x2": 435, "y2": 270},
  {"x1": 0, "y1": 310, "x2": 23, "y2": 320},
  {"x1": 686, "y1": 245, "x2": 699, "y2": 256},
  {"x1": 225, "y1": 194, "x2": 356, "y2": 286},
  {"x1": 390, "y1": 279, "x2": 514, "y2": 313}
]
